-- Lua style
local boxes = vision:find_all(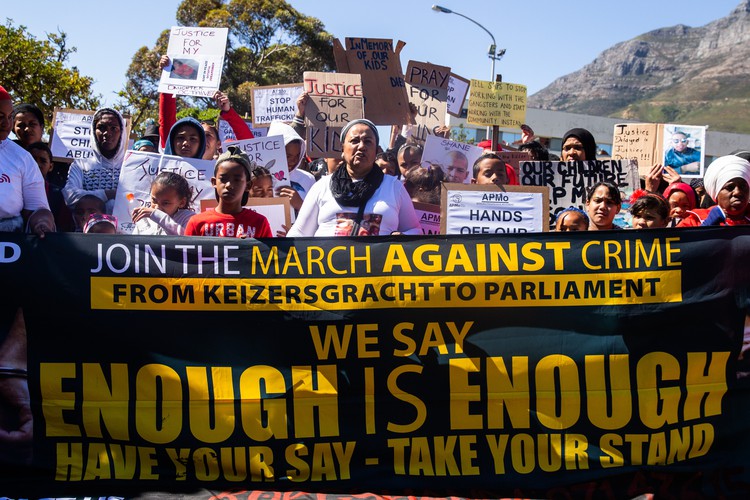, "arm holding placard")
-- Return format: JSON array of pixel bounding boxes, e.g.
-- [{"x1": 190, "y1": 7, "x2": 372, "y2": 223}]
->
[
  {"x1": 215, "y1": 91, "x2": 254, "y2": 140},
  {"x1": 292, "y1": 92, "x2": 308, "y2": 139},
  {"x1": 158, "y1": 56, "x2": 177, "y2": 151}
]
